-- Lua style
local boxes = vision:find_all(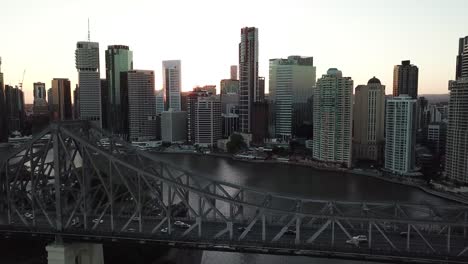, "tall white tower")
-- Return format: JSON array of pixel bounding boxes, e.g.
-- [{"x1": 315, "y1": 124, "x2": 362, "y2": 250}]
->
[{"x1": 384, "y1": 95, "x2": 417, "y2": 174}]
